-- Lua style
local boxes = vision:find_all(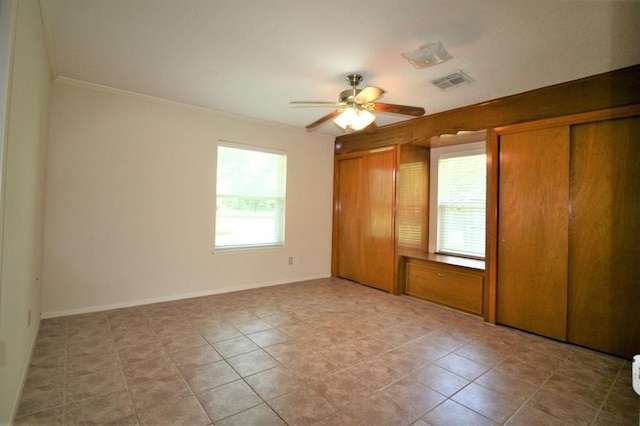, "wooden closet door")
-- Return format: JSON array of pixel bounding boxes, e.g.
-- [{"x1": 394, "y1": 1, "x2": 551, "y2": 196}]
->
[
  {"x1": 497, "y1": 126, "x2": 570, "y2": 340},
  {"x1": 568, "y1": 116, "x2": 640, "y2": 358},
  {"x1": 359, "y1": 149, "x2": 395, "y2": 292},
  {"x1": 337, "y1": 157, "x2": 363, "y2": 283}
]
